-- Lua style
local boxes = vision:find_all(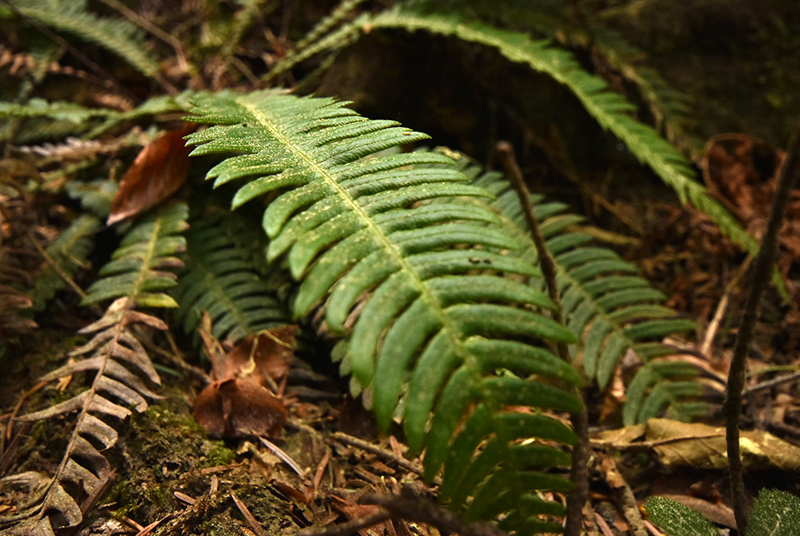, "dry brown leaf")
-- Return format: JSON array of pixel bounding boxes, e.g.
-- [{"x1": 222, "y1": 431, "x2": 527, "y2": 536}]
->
[
  {"x1": 107, "y1": 123, "x2": 194, "y2": 225},
  {"x1": 330, "y1": 495, "x2": 393, "y2": 536},
  {"x1": 213, "y1": 326, "x2": 297, "y2": 385},
  {"x1": 193, "y1": 324, "x2": 297, "y2": 439},
  {"x1": 193, "y1": 378, "x2": 287, "y2": 438}
]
